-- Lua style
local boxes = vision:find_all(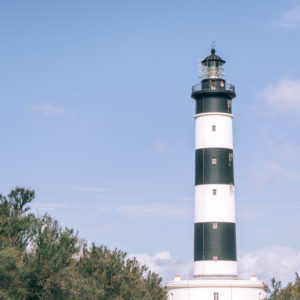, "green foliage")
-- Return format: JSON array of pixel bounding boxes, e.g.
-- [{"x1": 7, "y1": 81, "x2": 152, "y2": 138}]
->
[
  {"x1": 266, "y1": 274, "x2": 300, "y2": 300},
  {"x1": 0, "y1": 247, "x2": 26, "y2": 299},
  {"x1": 0, "y1": 188, "x2": 35, "y2": 250},
  {"x1": 76, "y1": 244, "x2": 166, "y2": 299},
  {"x1": 0, "y1": 187, "x2": 166, "y2": 300},
  {"x1": 22, "y1": 215, "x2": 81, "y2": 299}
]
